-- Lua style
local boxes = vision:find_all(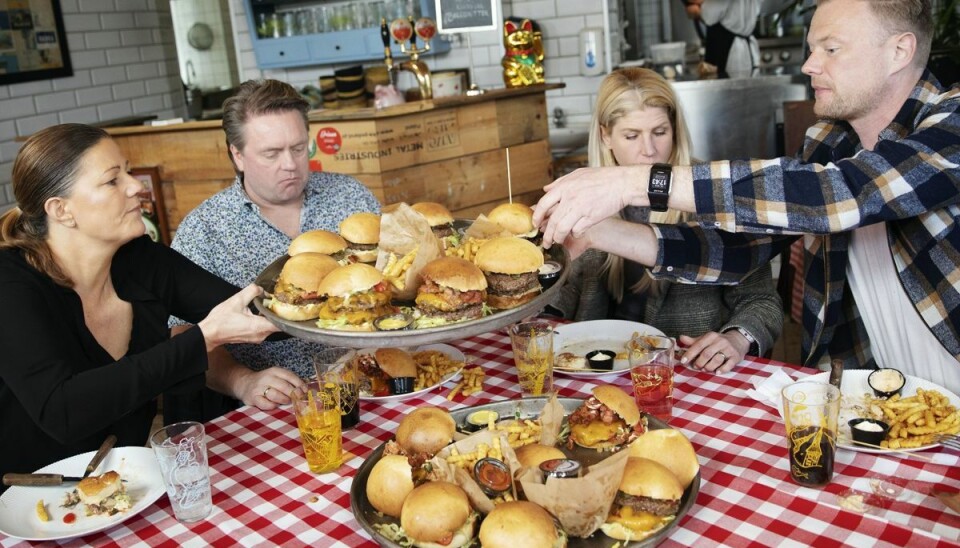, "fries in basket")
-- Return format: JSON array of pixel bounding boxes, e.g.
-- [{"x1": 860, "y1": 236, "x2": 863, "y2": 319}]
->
[
  {"x1": 382, "y1": 247, "x2": 419, "y2": 290},
  {"x1": 447, "y1": 237, "x2": 487, "y2": 262},
  {"x1": 867, "y1": 388, "x2": 960, "y2": 449}
]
